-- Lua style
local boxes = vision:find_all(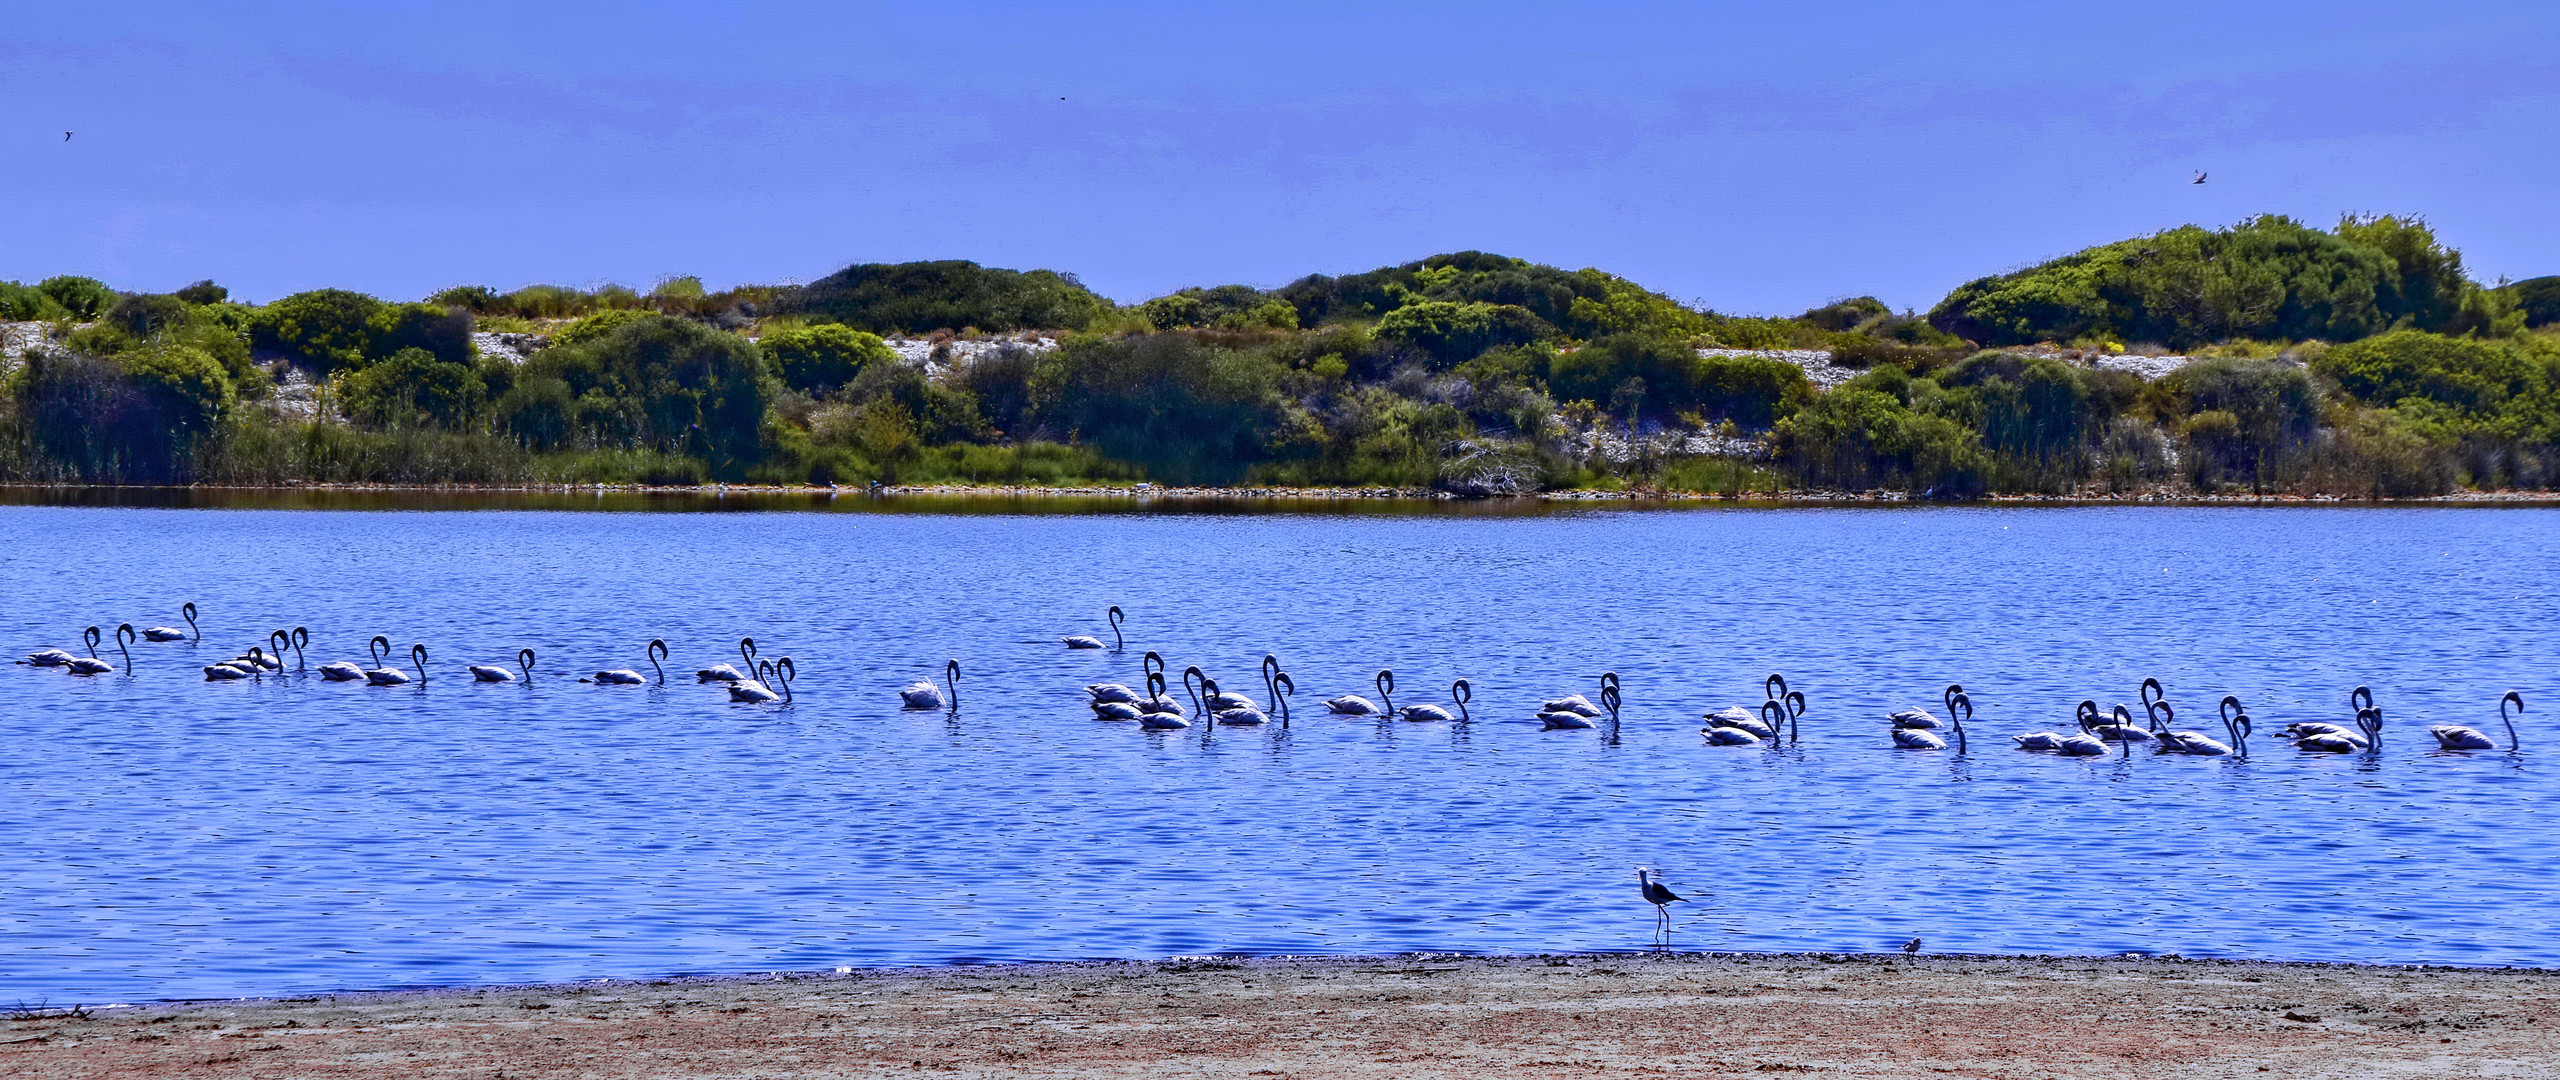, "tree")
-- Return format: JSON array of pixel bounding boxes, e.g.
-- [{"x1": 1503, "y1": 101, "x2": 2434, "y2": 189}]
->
[
  {"x1": 1375, "y1": 301, "x2": 1554, "y2": 368},
  {"x1": 35, "y1": 276, "x2": 114, "y2": 319},
  {"x1": 507, "y1": 314, "x2": 771, "y2": 471},
  {"x1": 339, "y1": 348, "x2": 488, "y2": 429}
]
